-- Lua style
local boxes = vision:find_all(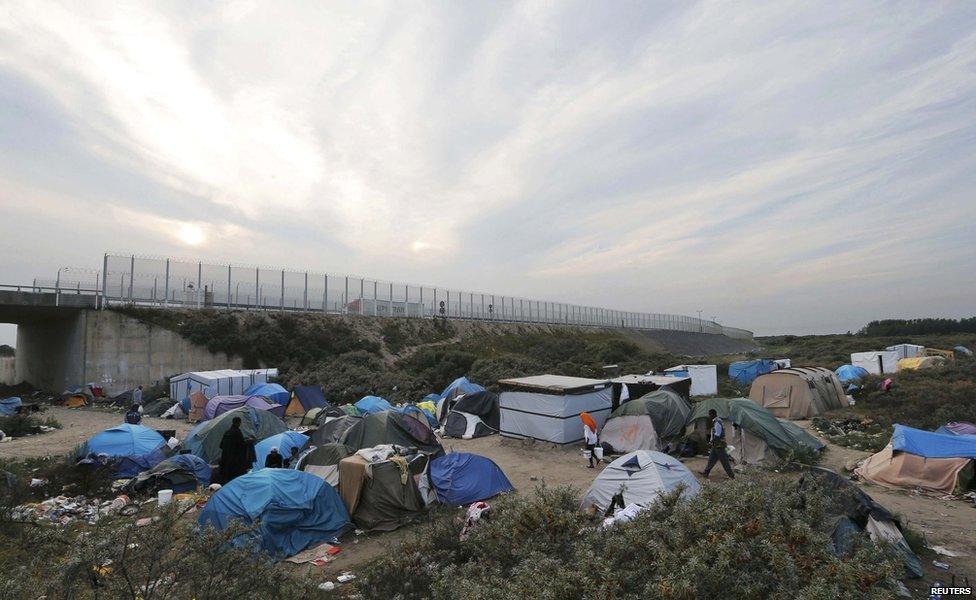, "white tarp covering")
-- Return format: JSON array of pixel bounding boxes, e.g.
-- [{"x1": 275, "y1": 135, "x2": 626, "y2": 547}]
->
[
  {"x1": 499, "y1": 387, "x2": 612, "y2": 444},
  {"x1": 773, "y1": 359, "x2": 791, "y2": 369},
  {"x1": 851, "y1": 351, "x2": 898, "y2": 375},
  {"x1": 663, "y1": 365, "x2": 717, "y2": 396},
  {"x1": 885, "y1": 344, "x2": 925, "y2": 360},
  {"x1": 169, "y1": 368, "x2": 278, "y2": 402}
]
